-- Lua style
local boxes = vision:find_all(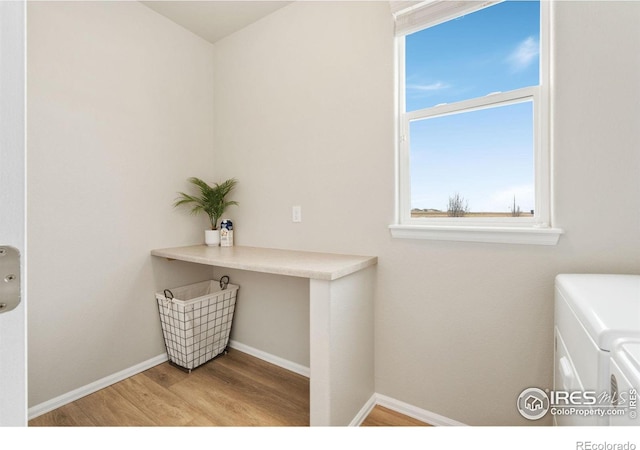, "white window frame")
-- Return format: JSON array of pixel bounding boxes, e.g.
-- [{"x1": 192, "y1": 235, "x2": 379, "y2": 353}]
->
[{"x1": 389, "y1": 0, "x2": 562, "y2": 245}]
